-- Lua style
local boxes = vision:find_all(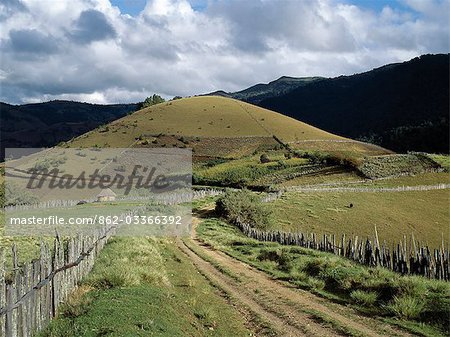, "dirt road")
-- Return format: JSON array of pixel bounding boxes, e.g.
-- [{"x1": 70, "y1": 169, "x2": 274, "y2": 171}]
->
[{"x1": 176, "y1": 215, "x2": 413, "y2": 337}]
